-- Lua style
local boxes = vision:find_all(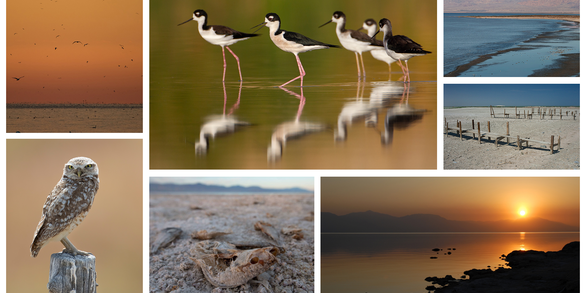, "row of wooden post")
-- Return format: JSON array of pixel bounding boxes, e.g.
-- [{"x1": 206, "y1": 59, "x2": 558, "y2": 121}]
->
[
  {"x1": 445, "y1": 119, "x2": 560, "y2": 154},
  {"x1": 490, "y1": 106, "x2": 577, "y2": 120}
]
